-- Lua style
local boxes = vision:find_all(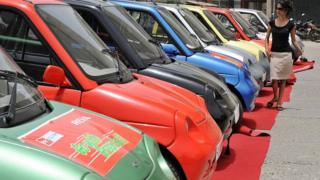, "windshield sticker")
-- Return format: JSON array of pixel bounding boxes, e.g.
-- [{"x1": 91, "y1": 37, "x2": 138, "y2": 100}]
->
[
  {"x1": 36, "y1": 131, "x2": 64, "y2": 146},
  {"x1": 19, "y1": 109, "x2": 141, "y2": 176}
]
